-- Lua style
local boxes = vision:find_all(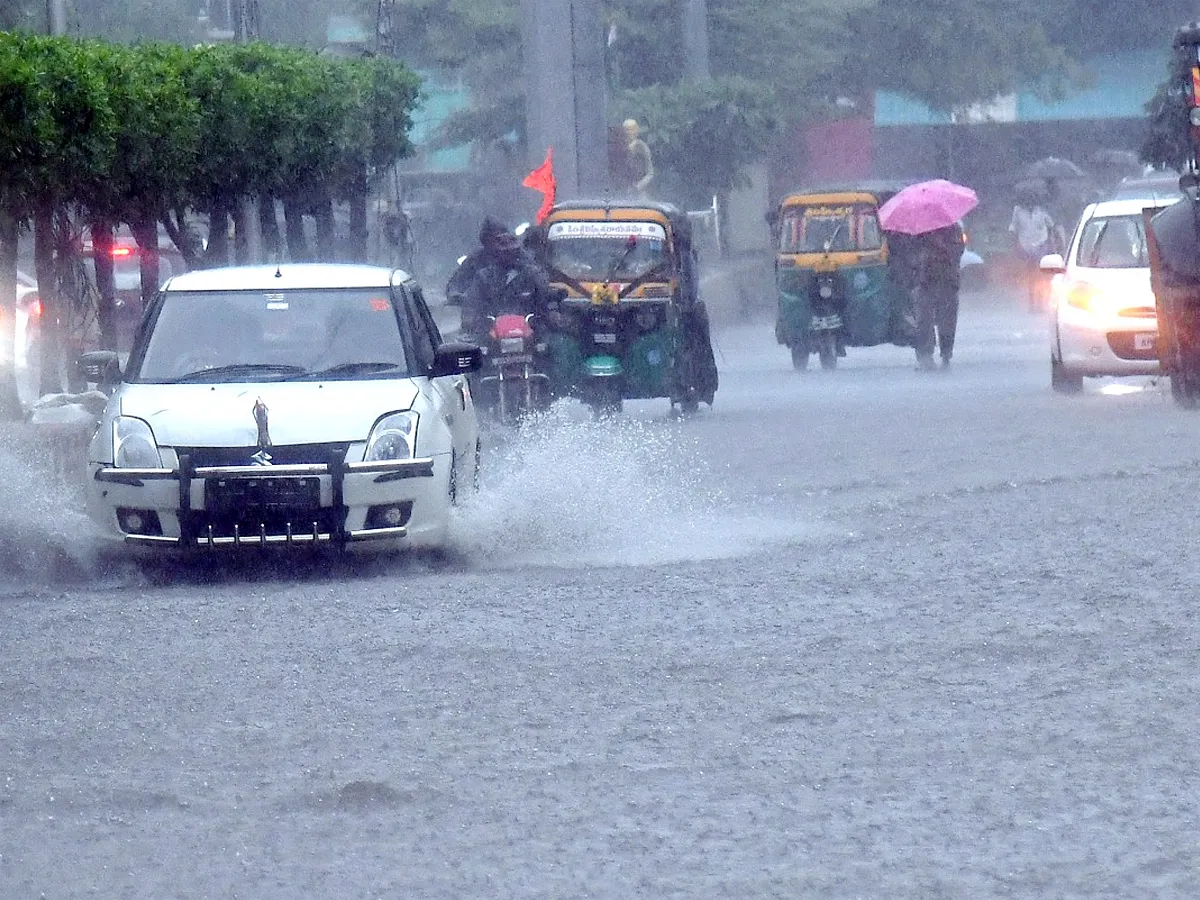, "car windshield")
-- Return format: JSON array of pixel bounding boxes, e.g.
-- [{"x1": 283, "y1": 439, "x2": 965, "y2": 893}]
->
[
  {"x1": 130, "y1": 288, "x2": 411, "y2": 383},
  {"x1": 779, "y1": 204, "x2": 883, "y2": 253},
  {"x1": 1075, "y1": 215, "x2": 1149, "y2": 269},
  {"x1": 546, "y1": 221, "x2": 669, "y2": 280}
]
